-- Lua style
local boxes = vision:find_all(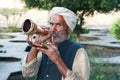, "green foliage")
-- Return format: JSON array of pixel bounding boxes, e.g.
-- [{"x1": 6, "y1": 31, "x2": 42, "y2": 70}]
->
[
  {"x1": 23, "y1": 0, "x2": 120, "y2": 13},
  {"x1": 69, "y1": 25, "x2": 90, "y2": 41},
  {"x1": 86, "y1": 48, "x2": 119, "y2": 80},
  {"x1": 69, "y1": 32, "x2": 77, "y2": 41},
  {"x1": 110, "y1": 18, "x2": 120, "y2": 39},
  {"x1": 90, "y1": 62, "x2": 119, "y2": 80},
  {"x1": 22, "y1": 0, "x2": 120, "y2": 39},
  {"x1": 3, "y1": 25, "x2": 21, "y2": 32},
  {"x1": 0, "y1": 34, "x2": 13, "y2": 39},
  {"x1": 0, "y1": 35, "x2": 2, "y2": 39},
  {"x1": 90, "y1": 64, "x2": 106, "y2": 80},
  {"x1": 0, "y1": 8, "x2": 28, "y2": 27},
  {"x1": 0, "y1": 8, "x2": 26, "y2": 15},
  {"x1": 74, "y1": 24, "x2": 90, "y2": 36}
]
